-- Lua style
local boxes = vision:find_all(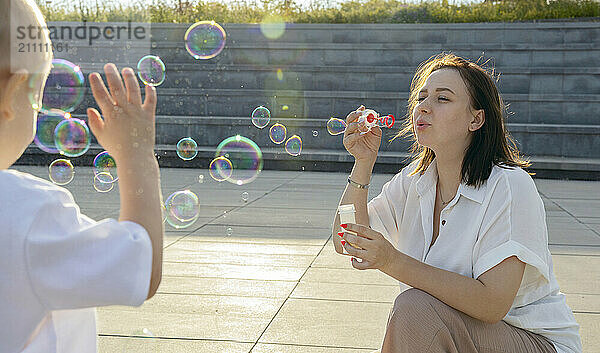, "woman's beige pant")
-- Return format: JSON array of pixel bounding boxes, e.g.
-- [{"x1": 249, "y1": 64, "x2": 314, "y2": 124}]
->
[{"x1": 380, "y1": 288, "x2": 557, "y2": 353}]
